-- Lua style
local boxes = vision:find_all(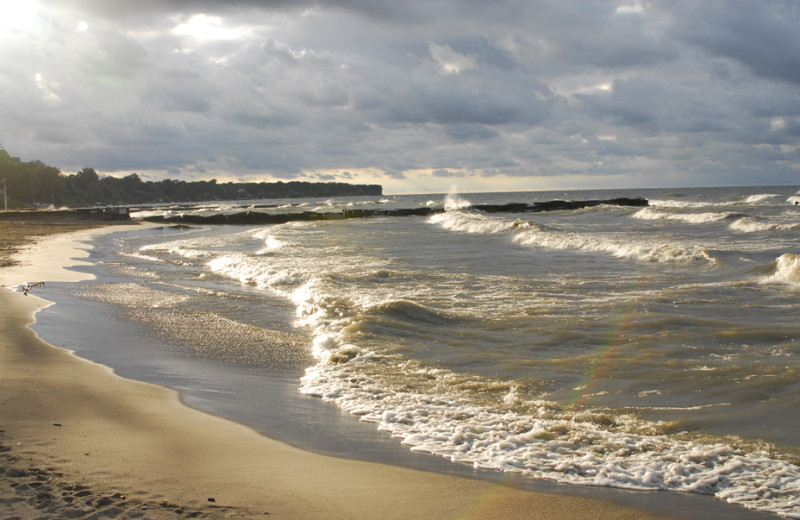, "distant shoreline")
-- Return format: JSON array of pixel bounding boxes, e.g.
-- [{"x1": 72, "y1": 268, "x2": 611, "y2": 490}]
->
[{"x1": 1, "y1": 147, "x2": 382, "y2": 208}]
